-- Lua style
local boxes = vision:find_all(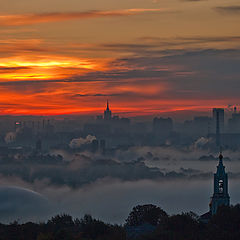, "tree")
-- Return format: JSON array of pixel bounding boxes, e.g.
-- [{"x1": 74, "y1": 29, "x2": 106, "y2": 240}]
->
[
  {"x1": 125, "y1": 204, "x2": 168, "y2": 226},
  {"x1": 209, "y1": 204, "x2": 240, "y2": 239},
  {"x1": 37, "y1": 233, "x2": 54, "y2": 240},
  {"x1": 80, "y1": 214, "x2": 110, "y2": 239},
  {"x1": 47, "y1": 214, "x2": 74, "y2": 228},
  {"x1": 143, "y1": 212, "x2": 203, "y2": 240}
]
